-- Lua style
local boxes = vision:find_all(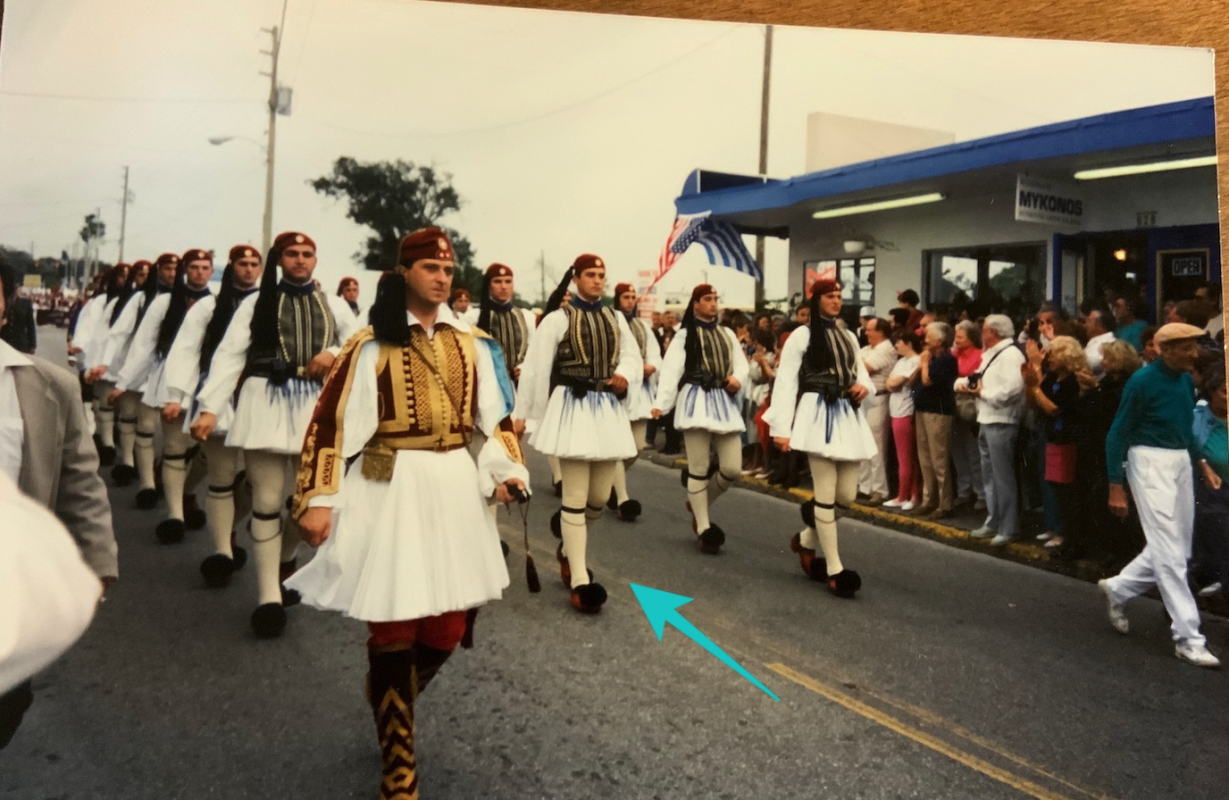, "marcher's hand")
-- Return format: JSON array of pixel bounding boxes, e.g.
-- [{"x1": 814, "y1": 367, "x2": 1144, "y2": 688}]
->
[
  {"x1": 84, "y1": 366, "x2": 106, "y2": 383},
  {"x1": 1108, "y1": 484, "x2": 1129, "y2": 519},
  {"x1": 191, "y1": 412, "x2": 217, "y2": 443},
  {"x1": 495, "y1": 477, "x2": 527, "y2": 505},
  {"x1": 512, "y1": 418, "x2": 526, "y2": 439},
  {"x1": 298, "y1": 507, "x2": 332, "y2": 547},
  {"x1": 848, "y1": 383, "x2": 869, "y2": 403},
  {"x1": 67, "y1": 345, "x2": 82, "y2": 356},
  {"x1": 99, "y1": 575, "x2": 117, "y2": 602},
  {"x1": 773, "y1": 436, "x2": 791, "y2": 452},
  {"x1": 307, "y1": 351, "x2": 336, "y2": 381},
  {"x1": 643, "y1": 364, "x2": 656, "y2": 379},
  {"x1": 651, "y1": 408, "x2": 662, "y2": 420},
  {"x1": 725, "y1": 376, "x2": 741, "y2": 394},
  {"x1": 162, "y1": 402, "x2": 183, "y2": 424},
  {"x1": 606, "y1": 374, "x2": 629, "y2": 395},
  {"x1": 106, "y1": 388, "x2": 123, "y2": 405},
  {"x1": 513, "y1": 366, "x2": 521, "y2": 380},
  {"x1": 1200, "y1": 461, "x2": 1223, "y2": 490}
]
